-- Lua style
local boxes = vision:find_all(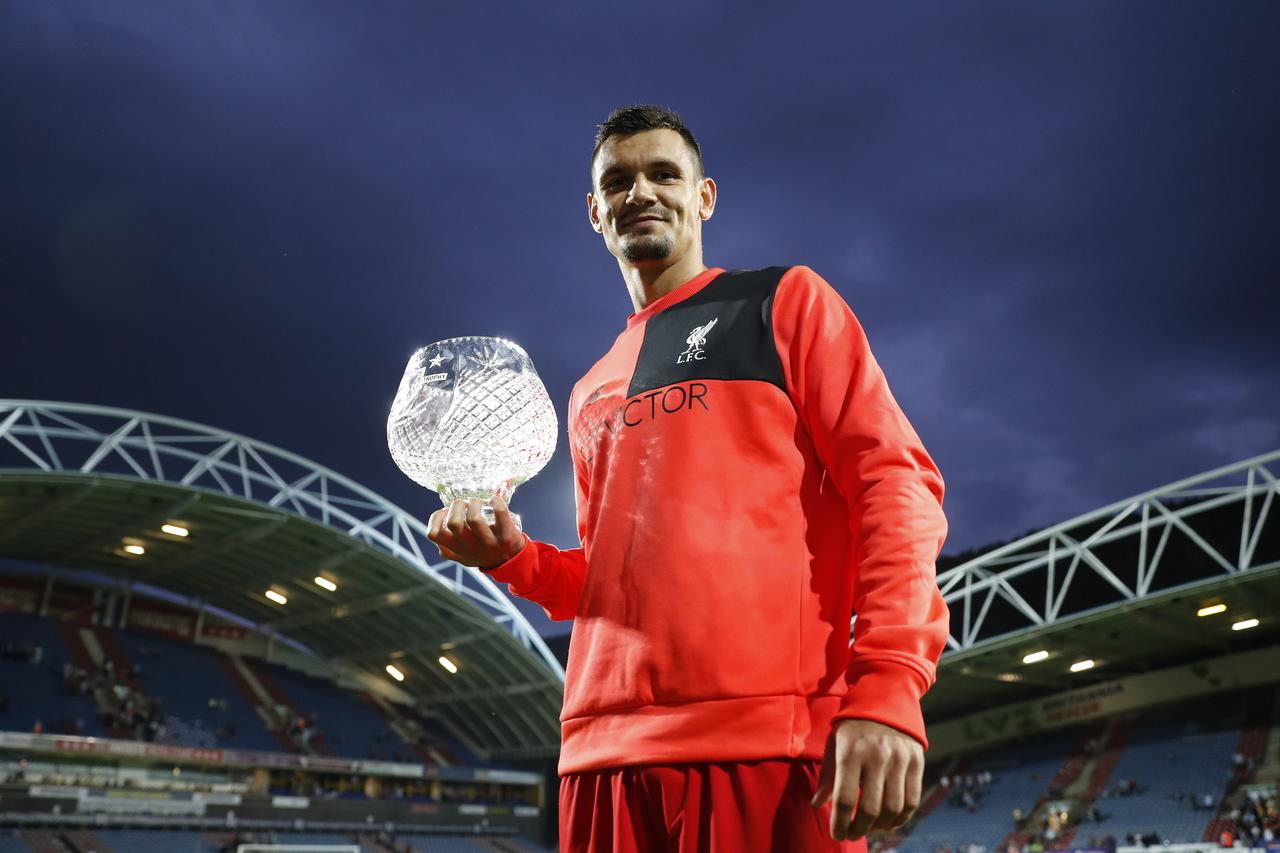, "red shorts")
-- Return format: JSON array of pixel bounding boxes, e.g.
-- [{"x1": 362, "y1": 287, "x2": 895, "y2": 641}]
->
[{"x1": 559, "y1": 759, "x2": 868, "y2": 853}]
